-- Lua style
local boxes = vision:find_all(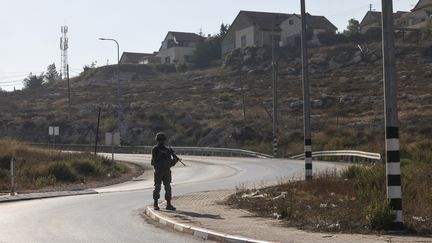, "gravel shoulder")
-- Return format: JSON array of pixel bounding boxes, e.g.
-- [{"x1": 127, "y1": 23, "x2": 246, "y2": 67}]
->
[{"x1": 148, "y1": 190, "x2": 432, "y2": 243}]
